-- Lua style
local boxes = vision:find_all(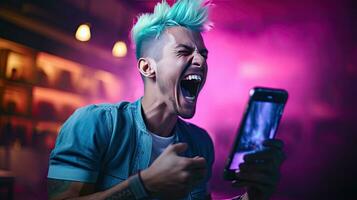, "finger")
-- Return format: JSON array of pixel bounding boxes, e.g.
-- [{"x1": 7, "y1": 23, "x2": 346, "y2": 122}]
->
[
  {"x1": 244, "y1": 149, "x2": 285, "y2": 164},
  {"x1": 235, "y1": 171, "x2": 279, "y2": 186},
  {"x1": 263, "y1": 139, "x2": 284, "y2": 149},
  {"x1": 191, "y1": 166, "x2": 207, "y2": 174},
  {"x1": 169, "y1": 143, "x2": 188, "y2": 154},
  {"x1": 231, "y1": 180, "x2": 246, "y2": 188},
  {"x1": 186, "y1": 157, "x2": 207, "y2": 170},
  {"x1": 178, "y1": 170, "x2": 202, "y2": 188},
  {"x1": 244, "y1": 150, "x2": 271, "y2": 162},
  {"x1": 232, "y1": 180, "x2": 274, "y2": 196},
  {"x1": 239, "y1": 162, "x2": 274, "y2": 174}
]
